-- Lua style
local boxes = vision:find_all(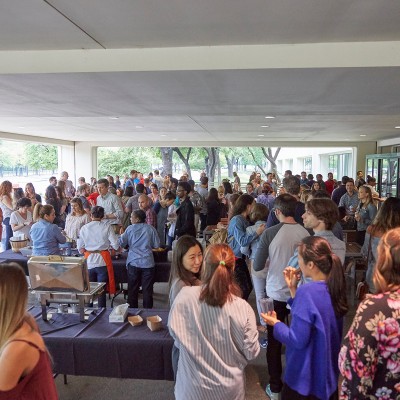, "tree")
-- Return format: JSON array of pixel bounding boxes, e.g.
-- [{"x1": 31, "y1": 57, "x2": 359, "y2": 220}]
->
[
  {"x1": 204, "y1": 147, "x2": 218, "y2": 184},
  {"x1": 97, "y1": 147, "x2": 159, "y2": 177},
  {"x1": 262, "y1": 147, "x2": 281, "y2": 174},
  {"x1": 172, "y1": 147, "x2": 192, "y2": 179},
  {"x1": 246, "y1": 147, "x2": 281, "y2": 177},
  {"x1": 160, "y1": 147, "x2": 173, "y2": 176},
  {"x1": 24, "y1": 144, "x2": 58, "y2": 173}
]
